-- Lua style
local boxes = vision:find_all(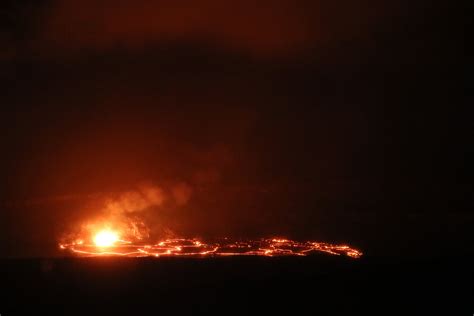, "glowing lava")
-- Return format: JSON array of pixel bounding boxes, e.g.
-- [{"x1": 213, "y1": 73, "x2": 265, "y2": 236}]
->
[
  {"x1": 60, "y1": 221, "x2": 362, "y2": 258},
  {"x1": 60, "y1": 237, "x2": 363, "y2": 259},
  {"x1": 93, "y1": 230, "x2": 119, "y2": 247}
]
